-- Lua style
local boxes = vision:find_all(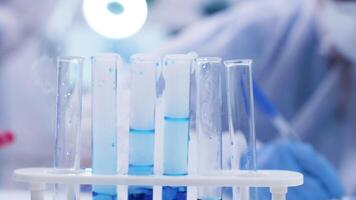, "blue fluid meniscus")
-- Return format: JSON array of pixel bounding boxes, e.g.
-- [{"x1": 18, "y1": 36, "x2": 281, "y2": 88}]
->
[
  {"x1": 163, "y1": 116, "x2": 189, "y2": 200},
  {"x1": 128, "y1": 128, "x2": 155, "y2": 199}
]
